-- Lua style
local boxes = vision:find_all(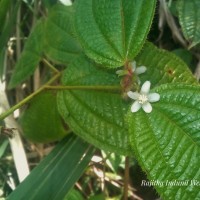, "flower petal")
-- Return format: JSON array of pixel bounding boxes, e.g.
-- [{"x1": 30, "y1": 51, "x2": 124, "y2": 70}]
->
[
  {"x1": 127, "y1": 91, "x2": 140, "y2": 100},
  {"x1": 137, "y1": 78, "x2": 141, "y2": 85},
  {"x1": 135, "y1": 66, "x2": 147, "y2": 75},
  {"x1": 131, "y1": 61, "x2": 136, "y2": 72},
  {"x1": 59, "y1": 0, "x2": 72, "y2": 6},
  {"x1": 148, "y1": 93, "x2": 160, "y2": 102},
  {"x1": 141, "y1": 81, "x2": 151, "y2": 94},
  {"x1": 142, "y1": 102, "x2": 152, "y2": 113},
  {"x1": 131, "y1": 101, "x2": 141, "y2": 112},
  {"x1": 116, "y1": 69, "x2": 128, "y2": 76}
]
